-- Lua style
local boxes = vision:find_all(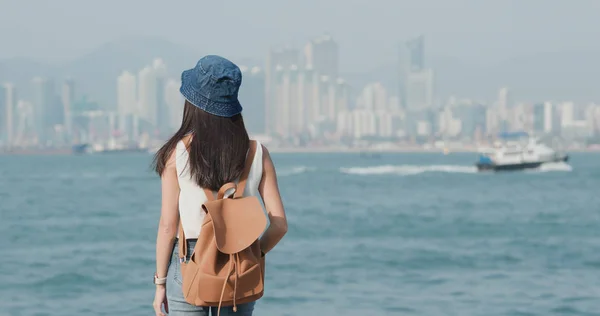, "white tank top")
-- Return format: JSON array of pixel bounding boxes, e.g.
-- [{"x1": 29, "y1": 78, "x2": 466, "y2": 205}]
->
[{"x1": 175, "y1": 139, "x2": 264, "y2": 239}]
